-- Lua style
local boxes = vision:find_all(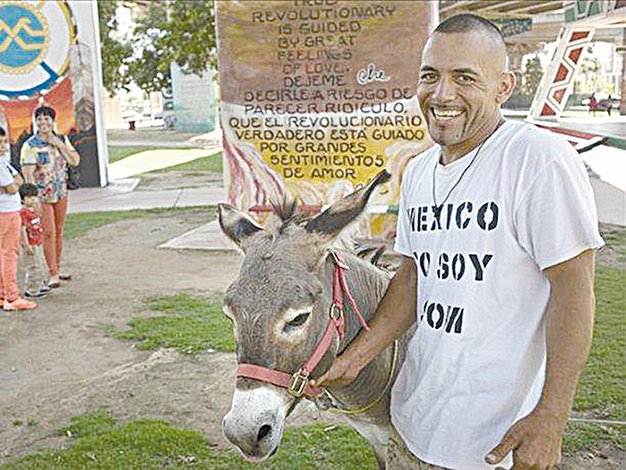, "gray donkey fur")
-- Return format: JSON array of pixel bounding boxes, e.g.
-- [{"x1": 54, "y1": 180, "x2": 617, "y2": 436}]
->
[{"x1": 218, "y1": 171, "x2": 413, "y2": 467}]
